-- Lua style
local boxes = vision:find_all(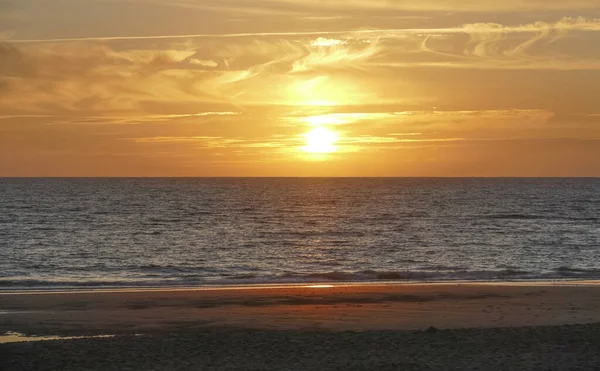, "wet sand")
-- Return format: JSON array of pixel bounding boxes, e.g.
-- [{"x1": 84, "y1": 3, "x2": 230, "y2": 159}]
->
[{"x1": 2, "y1": 283, "x2": 600, "y2": 370}]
